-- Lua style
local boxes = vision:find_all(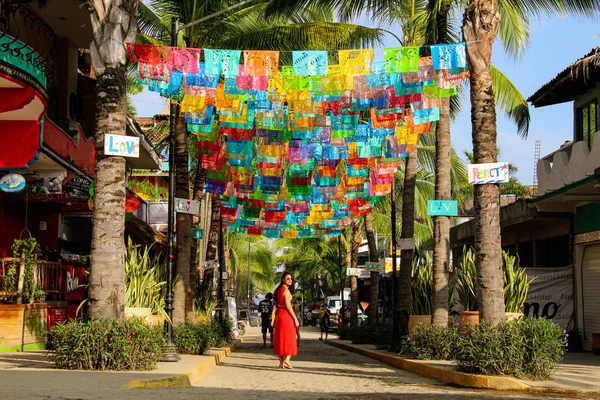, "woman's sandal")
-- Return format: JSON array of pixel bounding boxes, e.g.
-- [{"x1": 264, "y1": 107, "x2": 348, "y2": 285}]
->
[{"x1": 283, "y1": 362, "x2": 293, "y2": 369}]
